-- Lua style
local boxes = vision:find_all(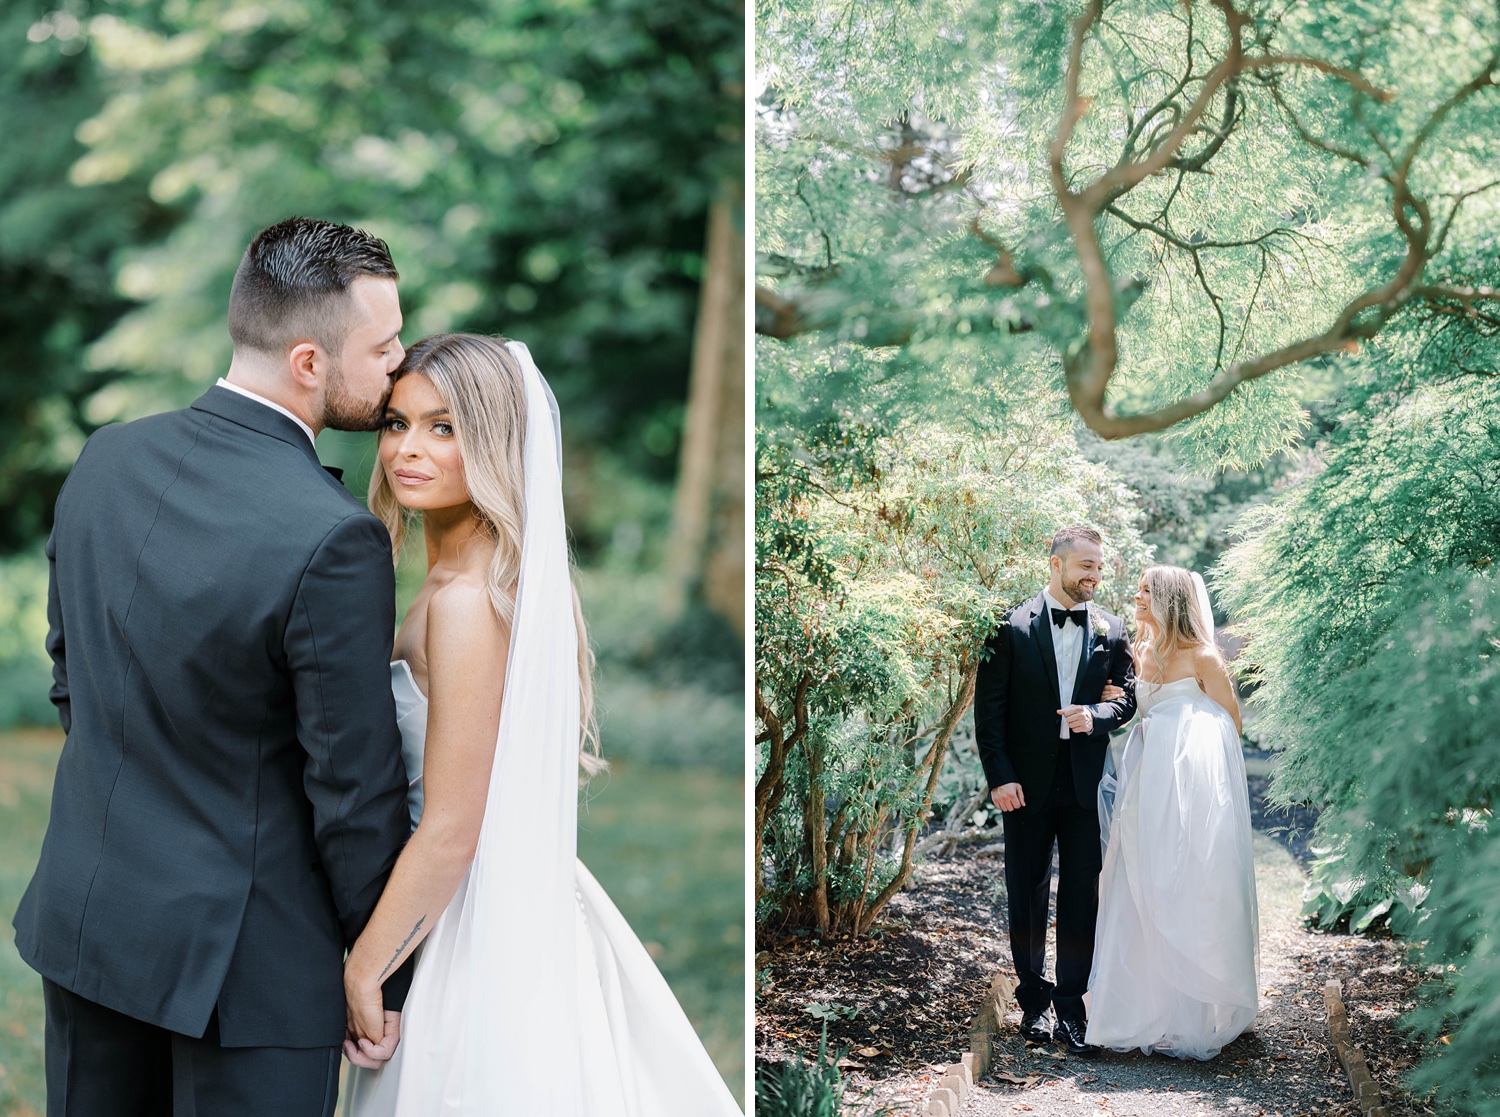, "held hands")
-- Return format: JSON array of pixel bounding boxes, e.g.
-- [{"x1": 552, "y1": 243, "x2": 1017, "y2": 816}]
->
[
  {"x1": 344, "y1": 1011, "x2": 401, "y2": 1069},
  {"x1": 1100, "y1": 677, "x2": 1126, "y2": 703},
  {"x1": 344, "y1": 965, "x2": 401, "y2": 1068}
]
